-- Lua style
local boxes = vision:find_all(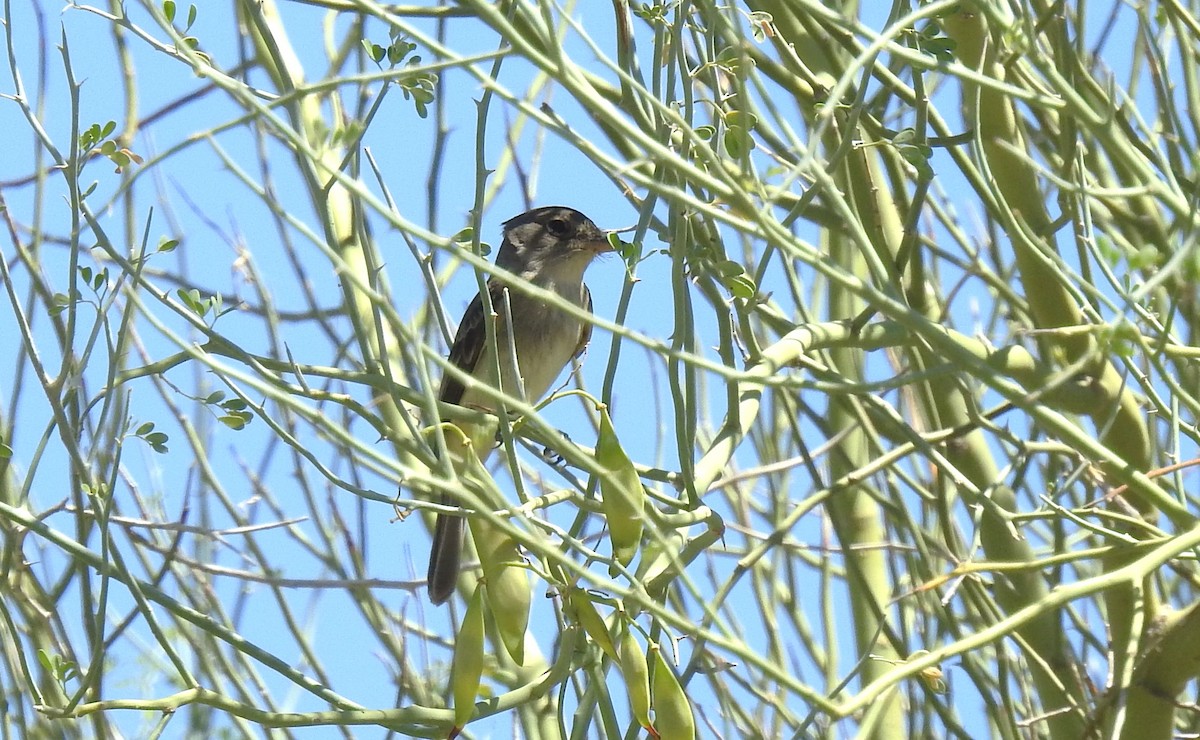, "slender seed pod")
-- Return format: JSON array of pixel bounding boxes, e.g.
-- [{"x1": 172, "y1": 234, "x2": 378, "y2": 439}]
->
[
  {"x1": 470, "y1": 517, "x2": 531, "y2": 665},
  {"x1": 563, "y1": 587, "x2": 618, "y2": 662},
  {"x1": 449, "y1": 582, "x2": 486, "y2": 734},
  {"x1": 650, "y1": 643, "x2": 696, "y2": 740},
  {"x1": 595, "y1": 403, "x2": 645, "y2": 570},
  {"x1": 616, "y1": 619, "x2": 652, "y2": 731}
]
